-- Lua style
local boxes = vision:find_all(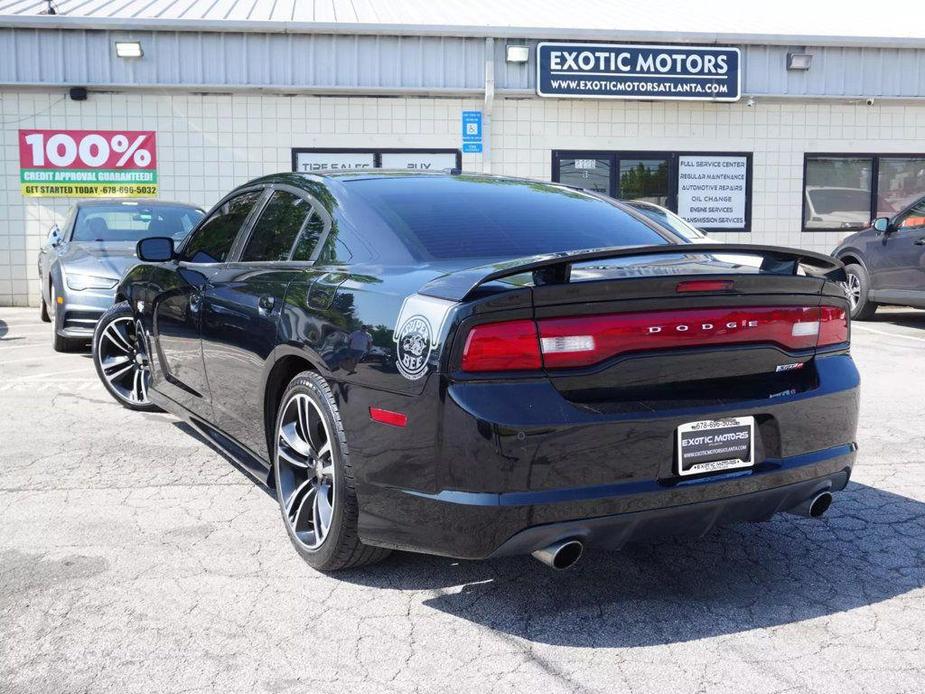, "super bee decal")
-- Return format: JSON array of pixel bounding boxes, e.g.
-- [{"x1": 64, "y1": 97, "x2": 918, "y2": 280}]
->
[{"x1": 393, "y1": 295, "x2": 455, "y2": 381}]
